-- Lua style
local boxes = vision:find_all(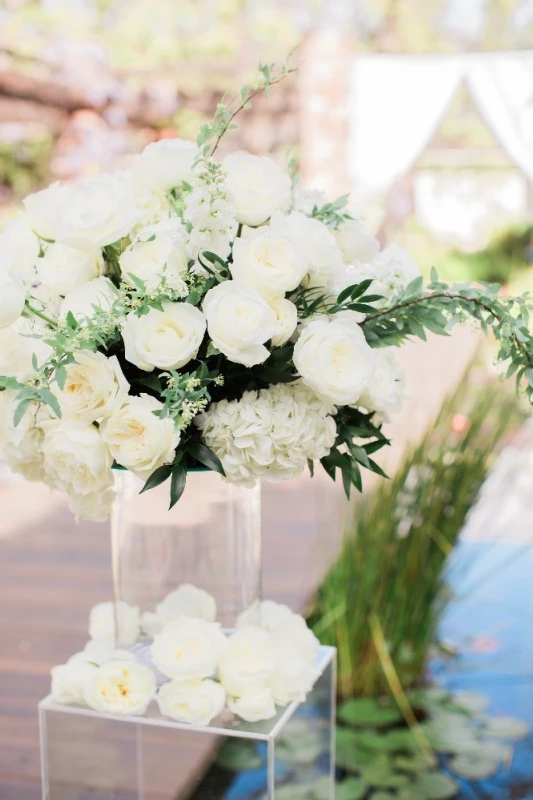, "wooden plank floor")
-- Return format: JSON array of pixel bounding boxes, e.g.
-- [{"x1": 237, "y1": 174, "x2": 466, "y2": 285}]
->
[{"x1": 0, "y1": 328, "x2": 481, "y2": 799}]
